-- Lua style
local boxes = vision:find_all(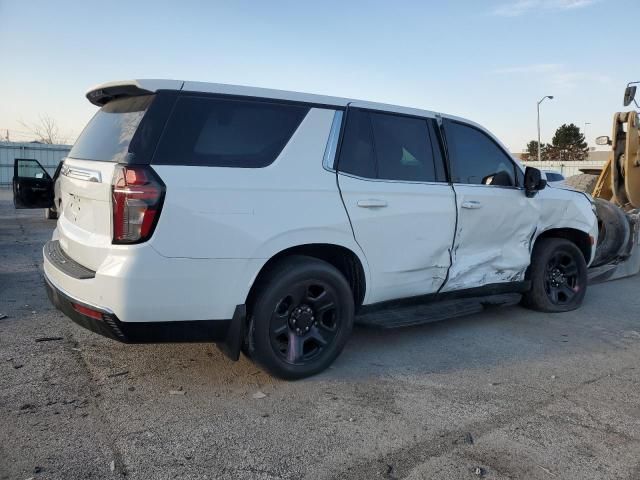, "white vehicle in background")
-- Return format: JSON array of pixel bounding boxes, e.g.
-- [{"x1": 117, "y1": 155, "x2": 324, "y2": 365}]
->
[
  {"x1": 543, "y1": 170, "x2": 566, "y2": 186},
  {"x1": 13, "y1": 79, "x2": 598, "y2": 379}
]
